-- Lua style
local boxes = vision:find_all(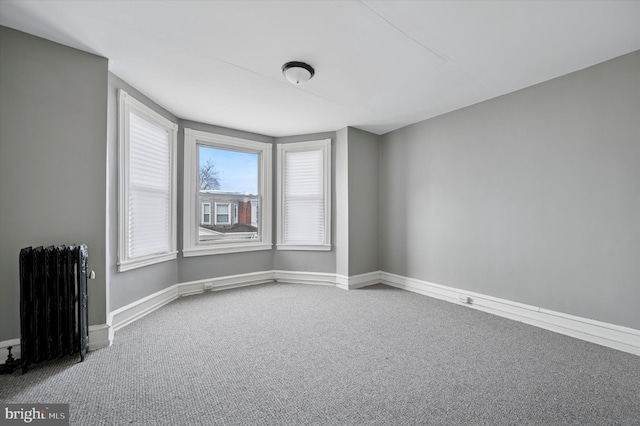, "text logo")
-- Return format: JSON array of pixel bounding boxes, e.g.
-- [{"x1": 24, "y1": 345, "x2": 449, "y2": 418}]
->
[{"x1": 0, "y1": 404, "x2": 69, "y2": 426}]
